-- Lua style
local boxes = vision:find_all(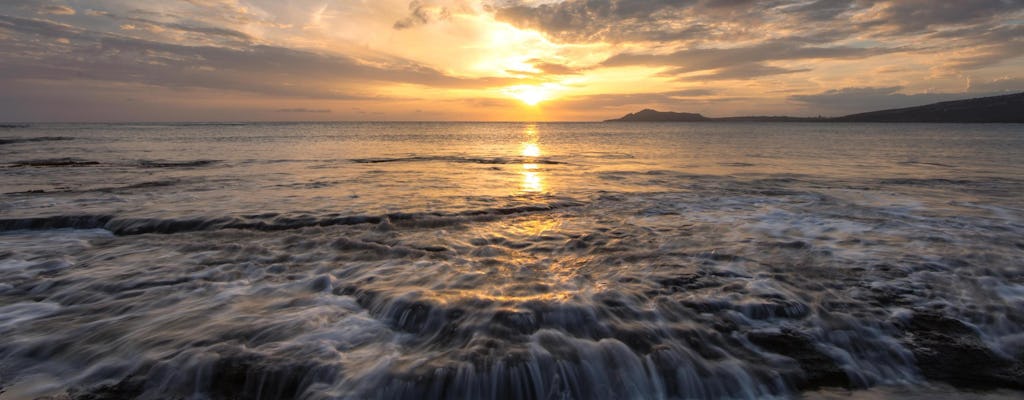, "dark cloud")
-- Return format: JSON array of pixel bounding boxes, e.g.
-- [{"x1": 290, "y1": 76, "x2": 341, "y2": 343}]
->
[
  {"x1": 495, "y1": 0, "x2": 1024, "y2": 45},
  {"x1": 778, "y1": 0, "x2": 859, "y2": 21},
  {"x1": 494, "y1": 0, "x2": 703, "y2": 43},
  {"x1": 864, "y1": 0, "x2": 1023, "y2": 34},
  {"x1": 394, "y1": 0, "x2": 451, "y2": 30}
]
